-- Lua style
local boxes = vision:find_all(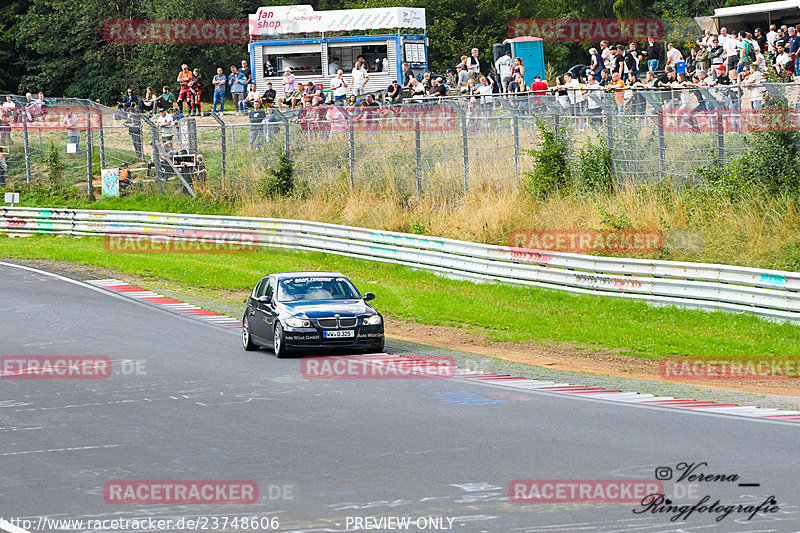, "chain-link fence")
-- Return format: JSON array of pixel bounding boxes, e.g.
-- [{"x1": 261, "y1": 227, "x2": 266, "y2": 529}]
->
[{"x1": 2, "y1": 85, "x2": 799, "y2": 196}]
